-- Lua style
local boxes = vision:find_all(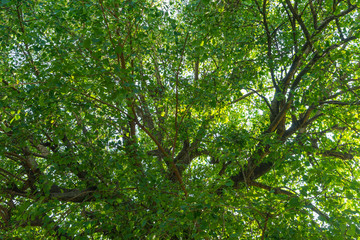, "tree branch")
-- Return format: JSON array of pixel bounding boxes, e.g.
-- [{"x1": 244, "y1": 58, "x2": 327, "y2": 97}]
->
[{"x1": 249, "y1": 181, "x2": 330, "y2": 222}]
